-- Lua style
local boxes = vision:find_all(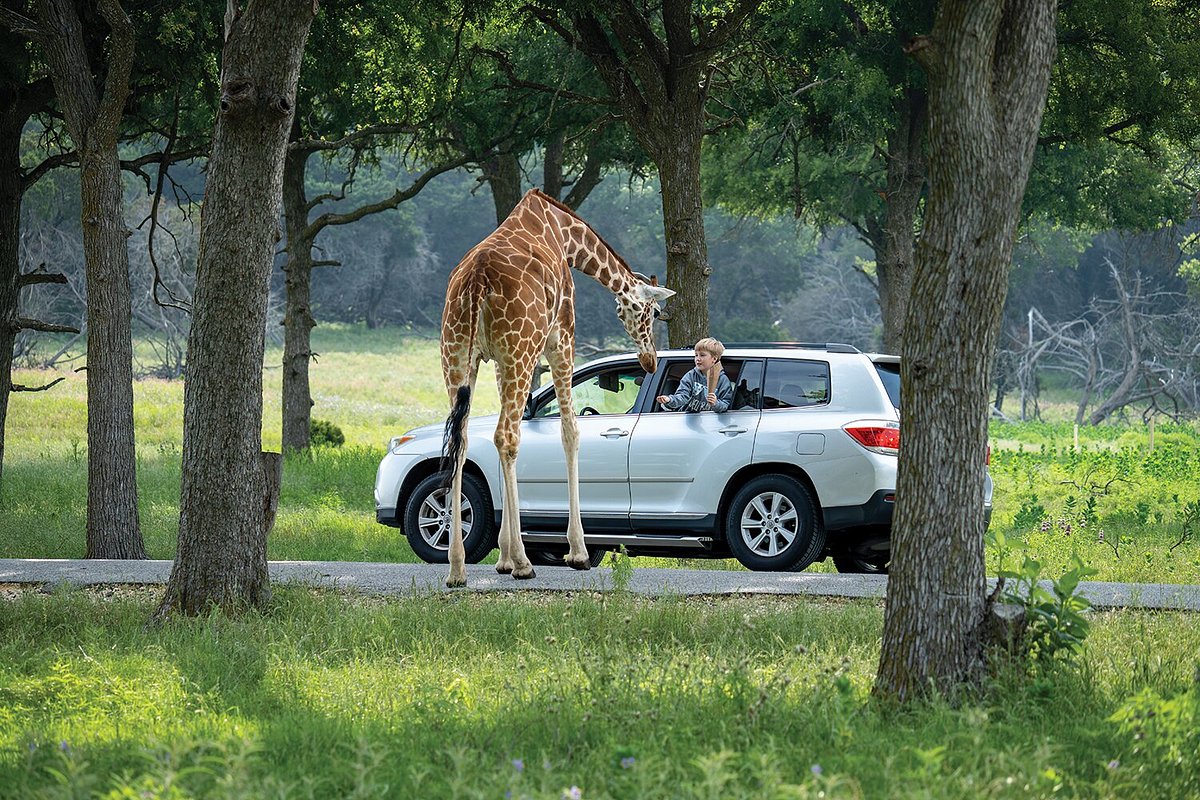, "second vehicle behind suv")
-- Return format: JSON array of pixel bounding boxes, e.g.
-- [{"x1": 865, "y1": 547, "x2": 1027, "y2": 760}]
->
[{"x1": 375, "y1": 343, "x2": 993, "y2": 573}]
